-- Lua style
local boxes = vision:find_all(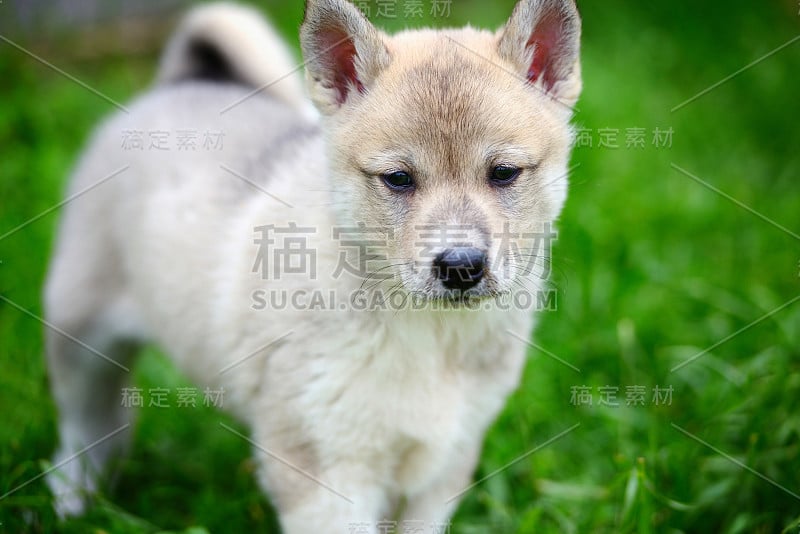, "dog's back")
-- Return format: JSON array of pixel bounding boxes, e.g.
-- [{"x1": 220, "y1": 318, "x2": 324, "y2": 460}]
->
[{"x1": 44, "y1": 3, "x2": 321, "y2": 516}]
